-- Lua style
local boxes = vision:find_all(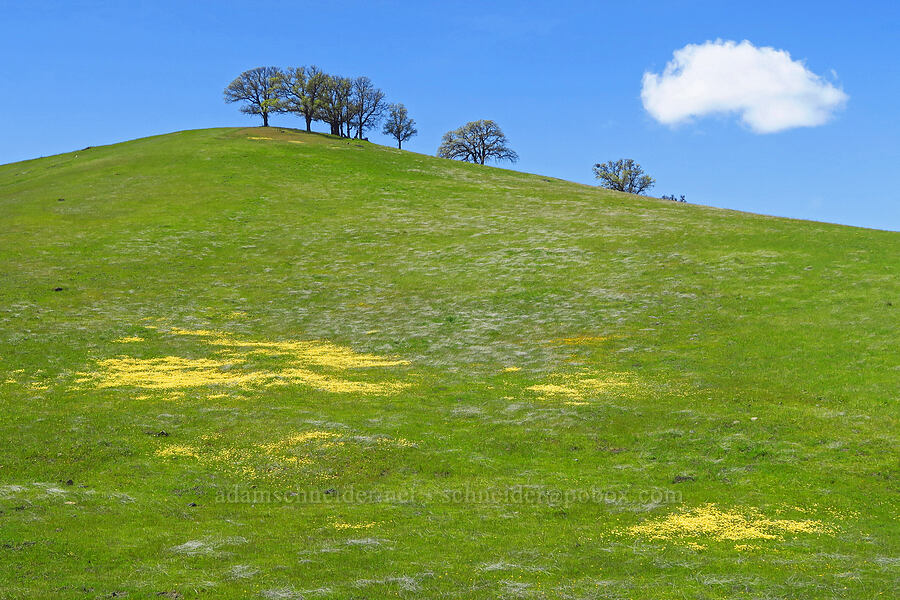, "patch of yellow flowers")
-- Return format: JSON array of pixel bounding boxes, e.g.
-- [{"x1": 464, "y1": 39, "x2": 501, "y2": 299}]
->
[
  {"x1": 625, "y1": 503, "x2": 835, "y2": 546},
  {"x1": 155, "y1": 429, "x2": 415, "y2": 482},
  {"x1": 332, "y1": 521, "x2": 378, "y2": 530},
  {"x1": 77, "y1": 326, "x2": 411, "y2": 396},
  {"x1": 549, "y1": 335, "x2": 616, "y2": 345},
  {"x1": 527, "y1": 371, "x2": 631, "y2": 401},
  {"x1": 155, "y1": 445, "x2": 200, "y2": 459}
]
